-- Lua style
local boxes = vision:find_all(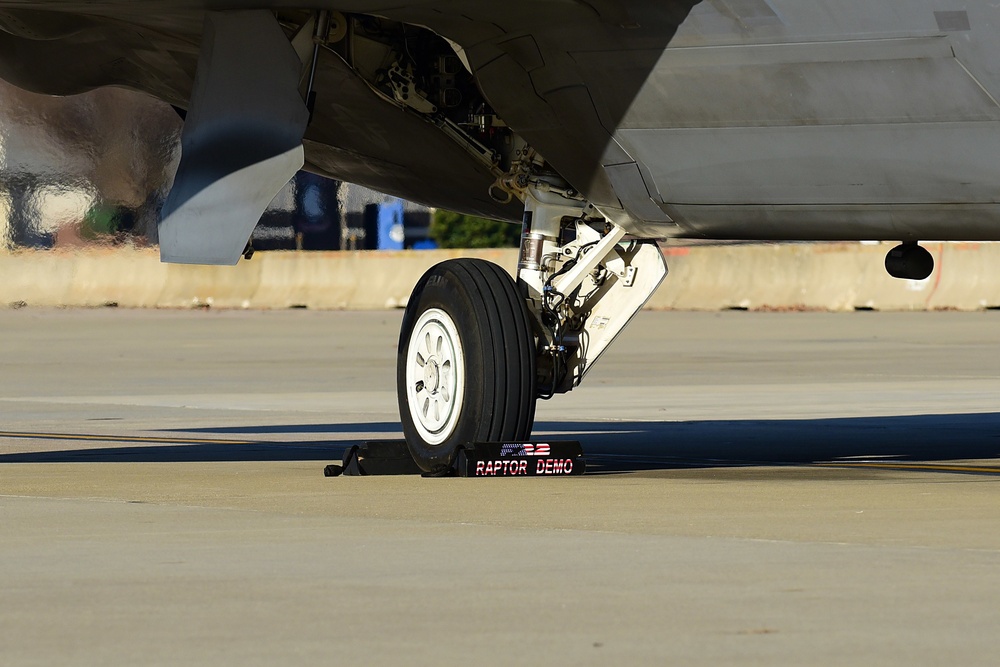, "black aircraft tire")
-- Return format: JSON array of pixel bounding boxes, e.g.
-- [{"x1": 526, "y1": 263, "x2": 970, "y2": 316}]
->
[{"x1": 397, "y1": 258, "x2": 537, "y2": 473}]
